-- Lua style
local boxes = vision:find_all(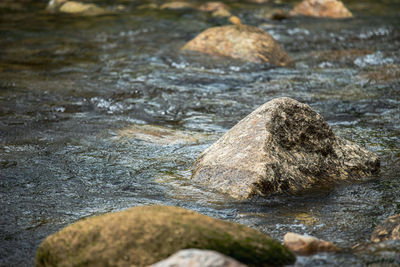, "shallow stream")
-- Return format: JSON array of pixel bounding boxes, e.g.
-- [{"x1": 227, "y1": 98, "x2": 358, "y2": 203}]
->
[{"x1": 0, "y1": 0, "x2": 399, "y2": 266}]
